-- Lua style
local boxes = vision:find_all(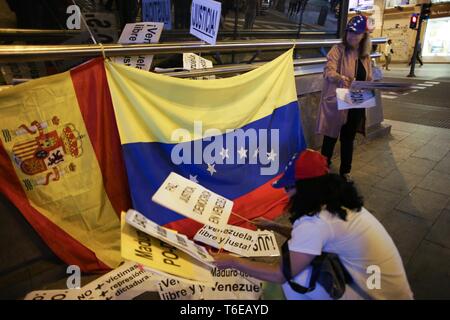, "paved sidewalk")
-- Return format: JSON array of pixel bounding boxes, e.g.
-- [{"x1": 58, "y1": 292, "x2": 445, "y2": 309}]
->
[
  {"x1": 381, "y1": 63, "x2": 450, "y2": 81},
  {"x1": 264, "y1": 118, "x2": 450, "y2": 300},
  {"x1": 338, "y1": 119, "x2": 450, "y2": 299}
]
